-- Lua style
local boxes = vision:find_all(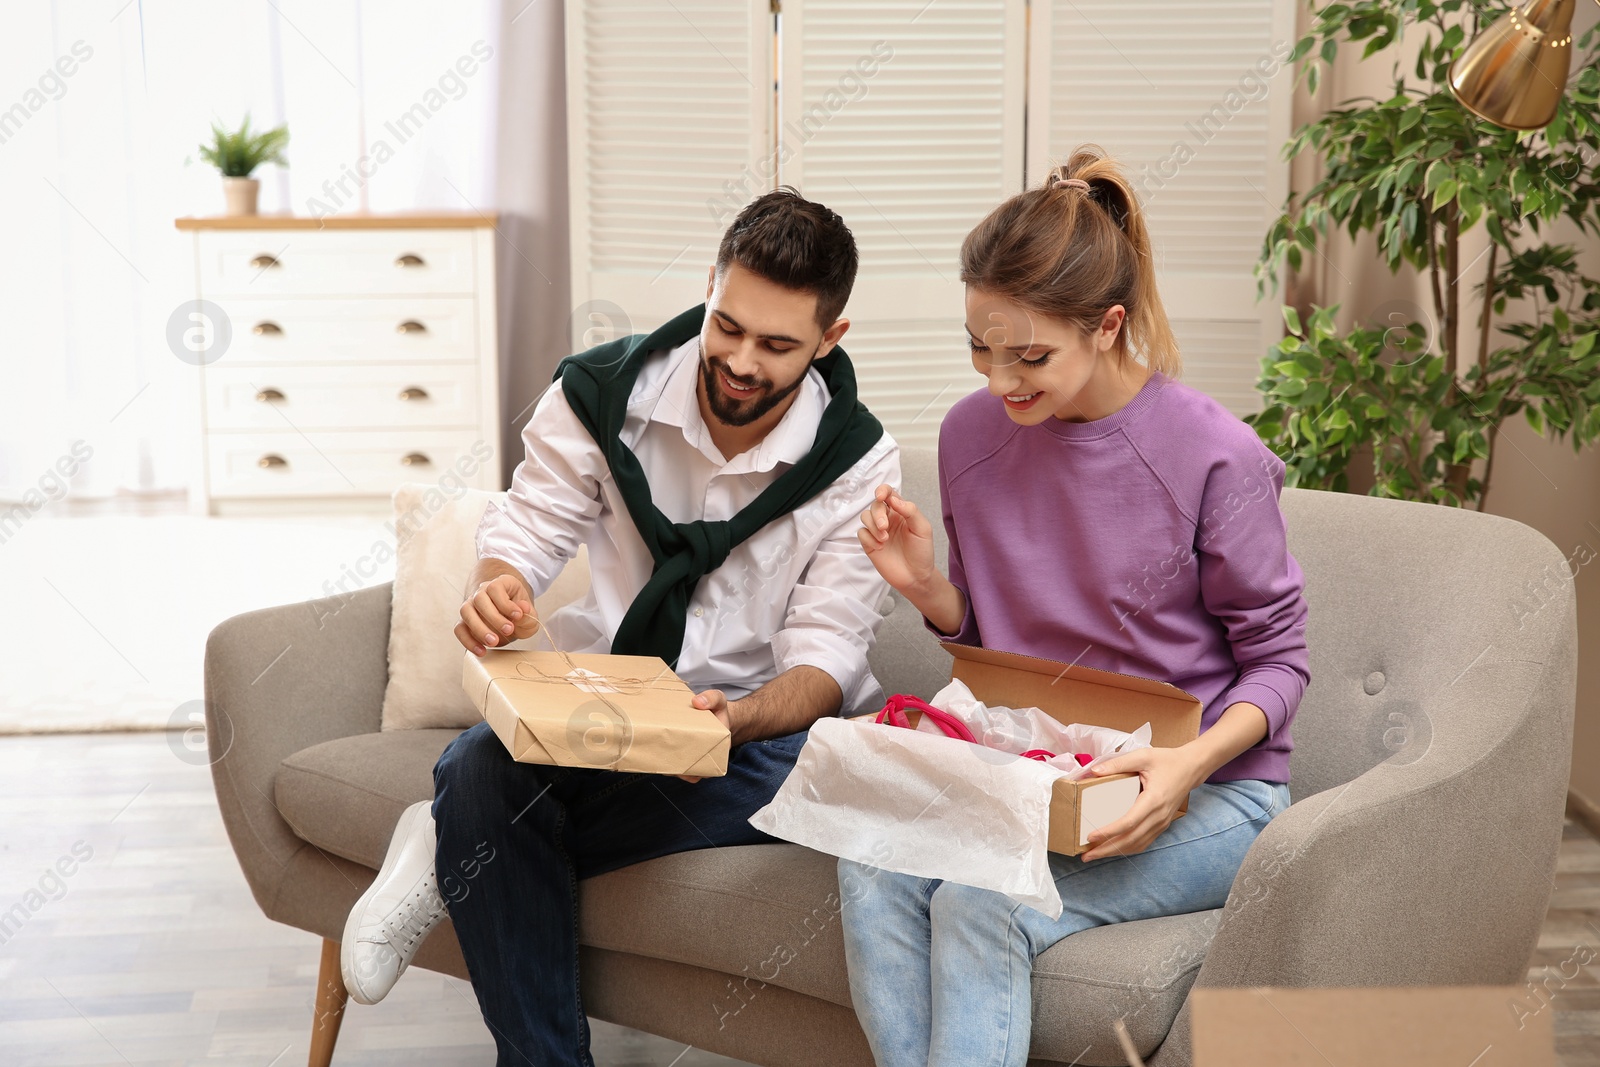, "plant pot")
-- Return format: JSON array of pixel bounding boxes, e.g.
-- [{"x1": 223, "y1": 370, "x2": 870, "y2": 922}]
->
[{"x1": 222, "y1": 177, "x2": 260, "y2": 216}]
